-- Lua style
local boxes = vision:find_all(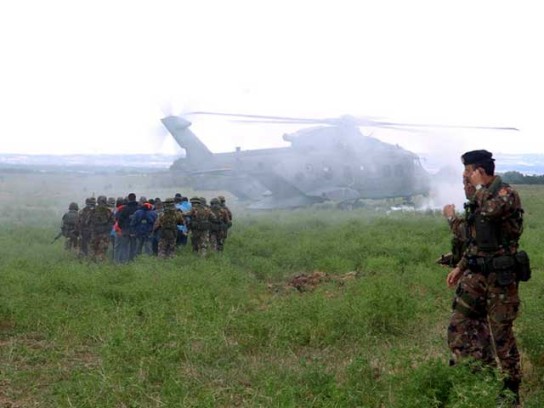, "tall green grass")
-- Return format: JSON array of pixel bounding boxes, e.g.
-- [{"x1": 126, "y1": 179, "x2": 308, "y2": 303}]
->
[{"x1": 1, "y1": 174, "x2": 542, "y2": 407}]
